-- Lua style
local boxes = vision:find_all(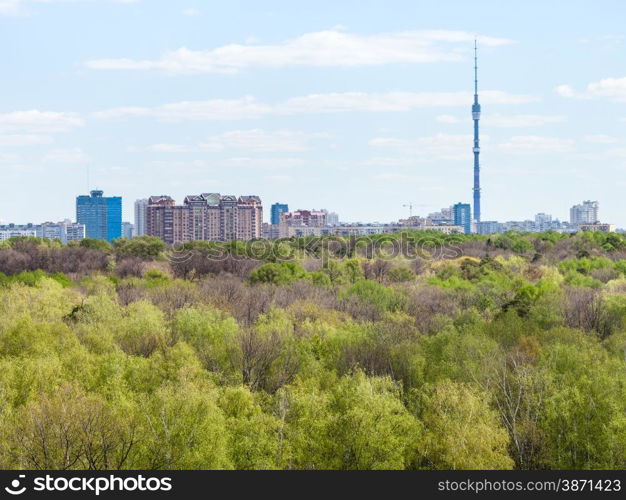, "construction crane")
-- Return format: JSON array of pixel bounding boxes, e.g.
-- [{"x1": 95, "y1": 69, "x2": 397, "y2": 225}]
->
[{"x1": 402, "y1": 203, "x2": 413, "y2": 218}]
